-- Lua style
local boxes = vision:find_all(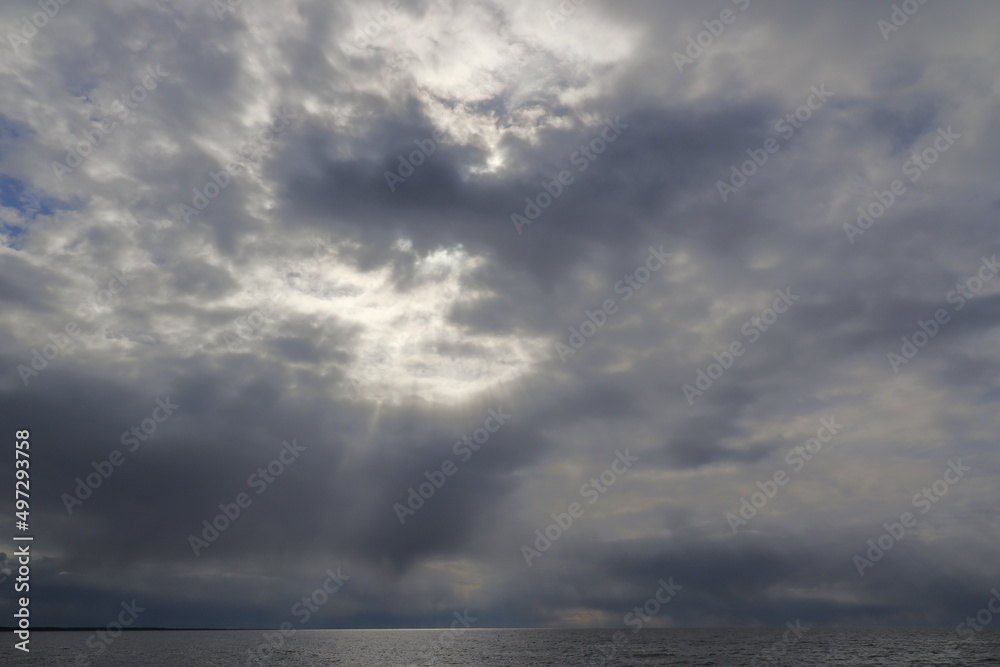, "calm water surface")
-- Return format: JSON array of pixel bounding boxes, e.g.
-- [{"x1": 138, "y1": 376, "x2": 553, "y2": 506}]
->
[{"x1": 2, "y1": 628, "x2": 998, "y2": 666}]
